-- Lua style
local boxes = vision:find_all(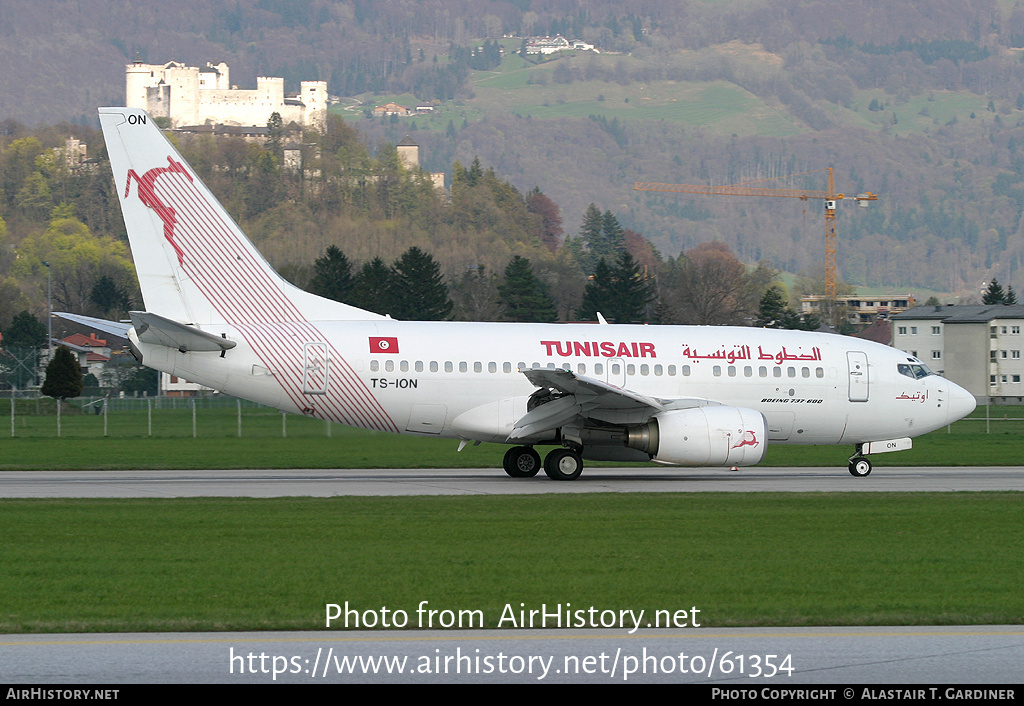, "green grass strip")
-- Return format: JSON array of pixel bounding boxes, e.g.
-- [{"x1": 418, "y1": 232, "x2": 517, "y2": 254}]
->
[
  {"x1": 2, "y1": 404, "x2": 1024, "y2": 469},
  {"x1": 2, "y1": 493, "x2": 1021, "y2": 633}
]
